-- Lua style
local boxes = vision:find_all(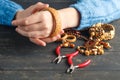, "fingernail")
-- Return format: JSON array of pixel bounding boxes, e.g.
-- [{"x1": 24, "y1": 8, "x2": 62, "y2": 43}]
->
[
  {"x1": 41, "y1": 43, "x2": 46, "y2": 47},
  {"x1": 12, "y1": 21, "x2": 15, "y2": 25},
  {"x1": 38, "y1": 42, "x2": 46, "y2": 47},
  {"x1": 44, "y1": 42, "x2": 47, "y2": 46},
  {"x1": 15, "y1": 28, "x2": 18, "y2": 31},
  {"x1": 25, "y1": 20, "x2": 29, "y2": 25},
  {"x1": 45, "y1": 4, "x2": 49, "y2": 7},
  {"x1": 43, "y1": 44, "x2": 46, "y2": 46}
]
